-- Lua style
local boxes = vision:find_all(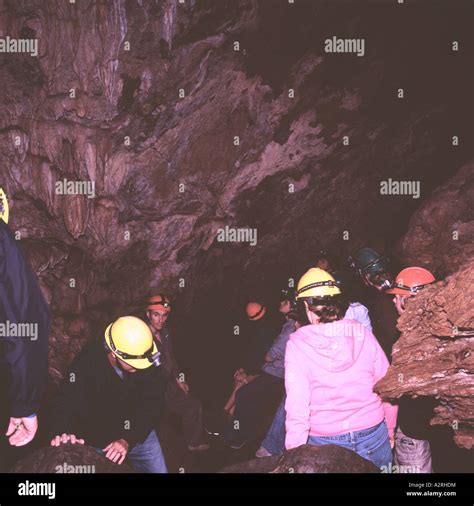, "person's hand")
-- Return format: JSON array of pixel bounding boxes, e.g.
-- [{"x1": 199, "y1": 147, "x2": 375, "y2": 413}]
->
[
  {"x1": 389, "y1": 435, "x2": 395, "y2": 449},
  {"x1": 103, "y1": 439, "x2": 129, "y2": 465},
  {"x1": 234, "y1": 379, "x2": 247, "y2": 392},
  {"x1": 6, "y1": 416, "x2": 38, "y2": 446},
  {"x1": 233, "y1": 368, "x2": 245, "y2": 380},
  {"x1": 50, "y1": 433, "x2": 85, "y2": 446},
  {"x1": 234, "y1": 370, "x2": 247, "y2": 383},
  {"x1": 177, "y1": 380, "x2": 190, "y2": 394}
]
